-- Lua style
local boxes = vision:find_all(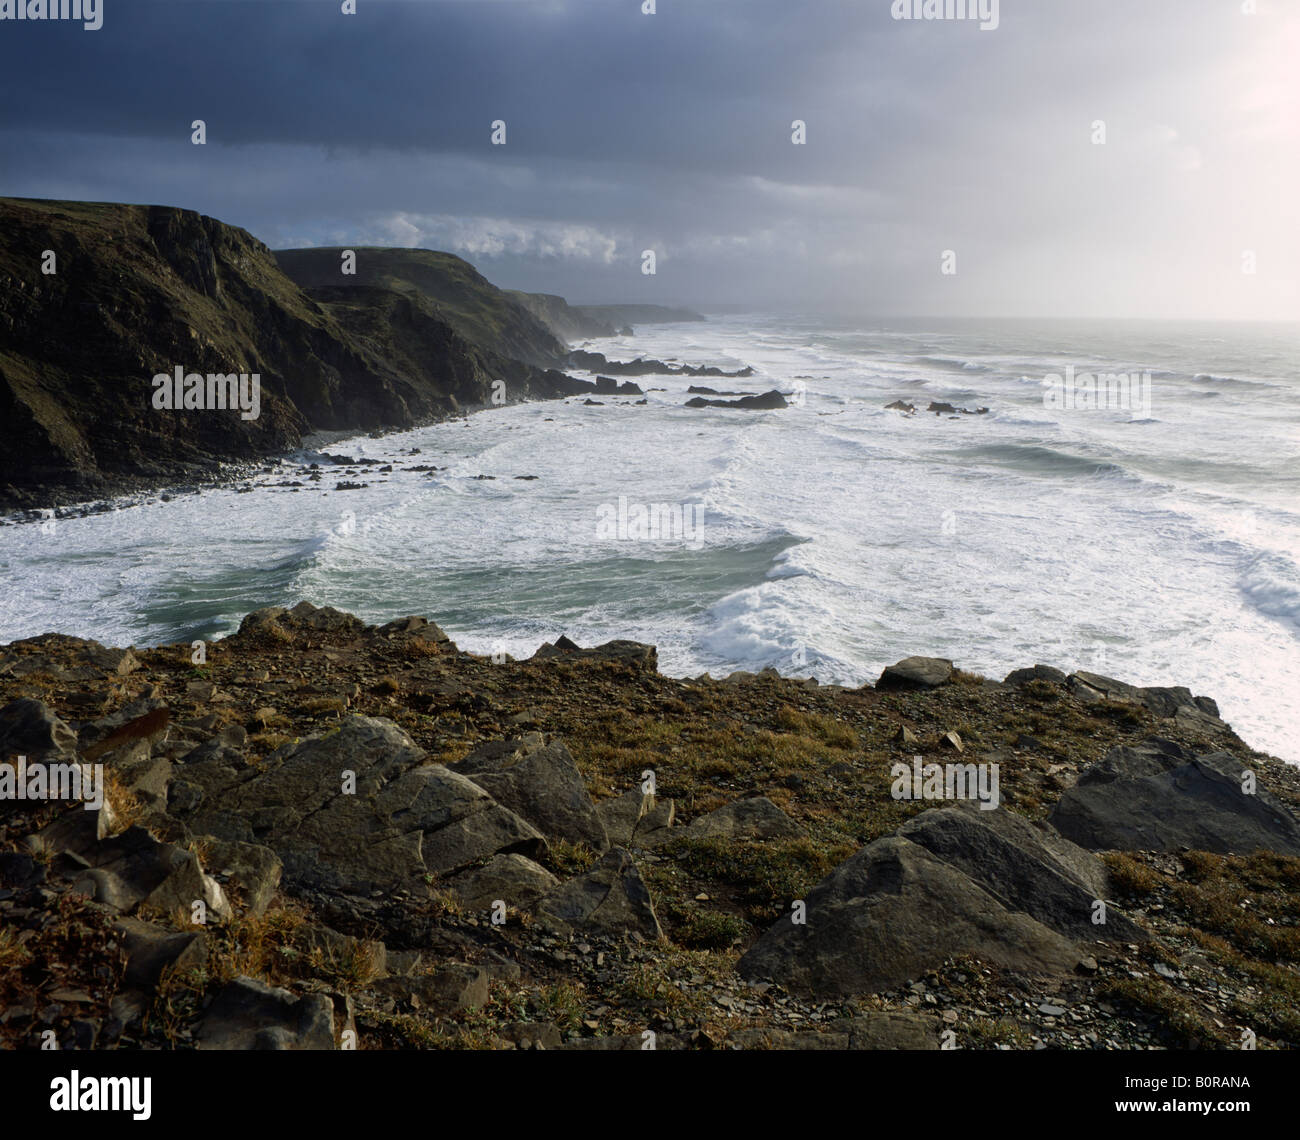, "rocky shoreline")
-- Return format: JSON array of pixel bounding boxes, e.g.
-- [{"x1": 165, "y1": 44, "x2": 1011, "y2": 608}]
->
[
  {"x1": 0, "y1": 197, "x2": 760, "y2": 515},
  {"x1": 2, "y1": 602, "x2": 1298, "y2": 1050}
]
